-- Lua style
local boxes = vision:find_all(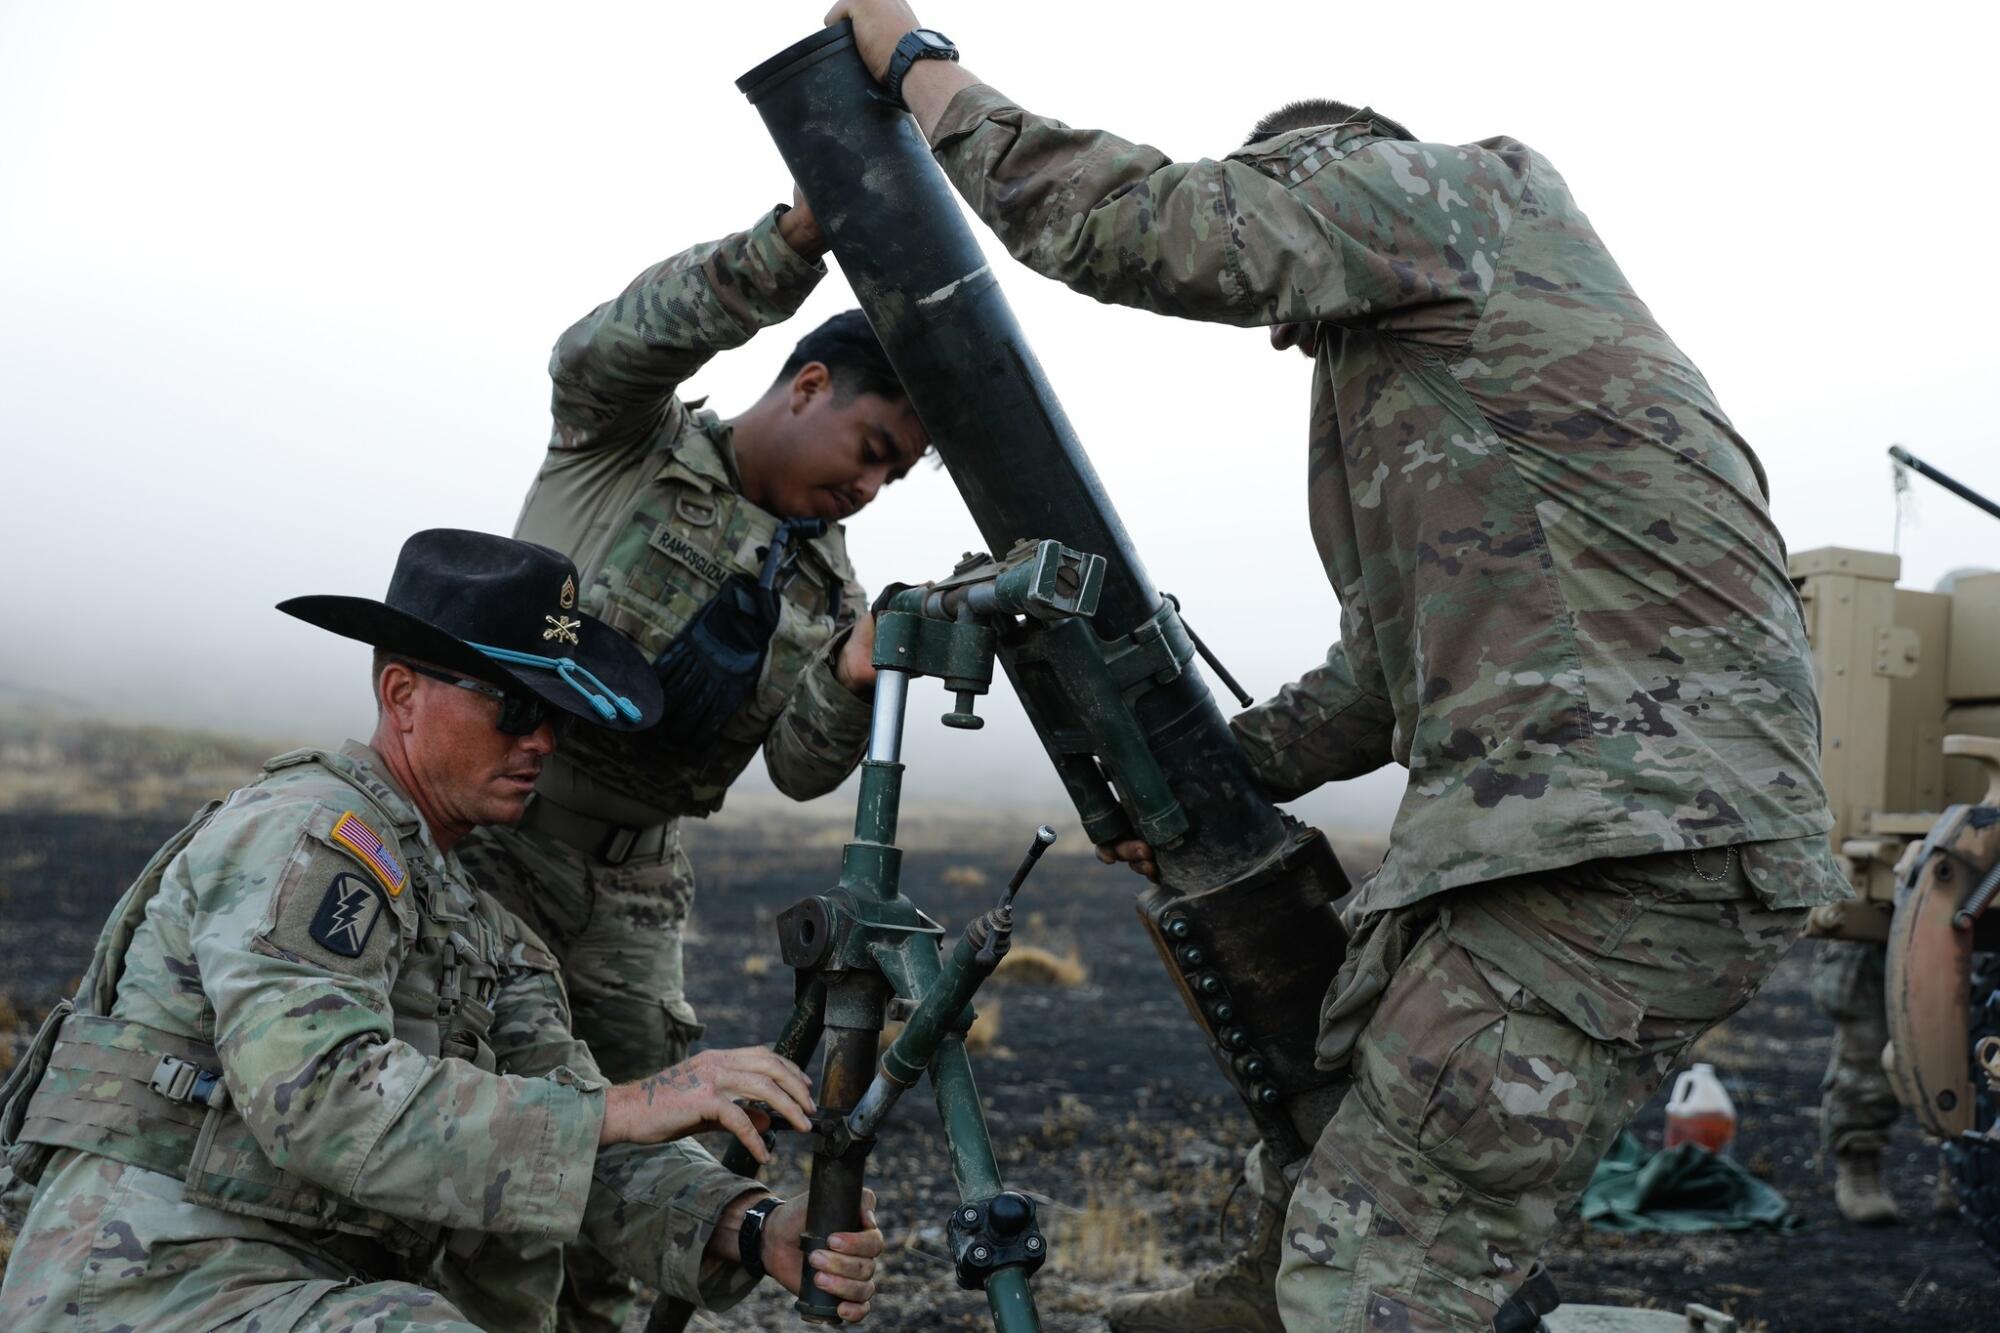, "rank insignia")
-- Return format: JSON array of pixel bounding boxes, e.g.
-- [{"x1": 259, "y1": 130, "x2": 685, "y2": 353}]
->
[
  {"x1": 560, "y1": 575, "x2": 576, "y2": 610},
  {"x1": 309, "y1": 872, "x2": 382, "y2": 957},
  {"x1": 544, "y1": 614, "x2": 581, "y2": 646},
  {"x1": 329, "y1": 811, "x2": 407, "y2": 897}
]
